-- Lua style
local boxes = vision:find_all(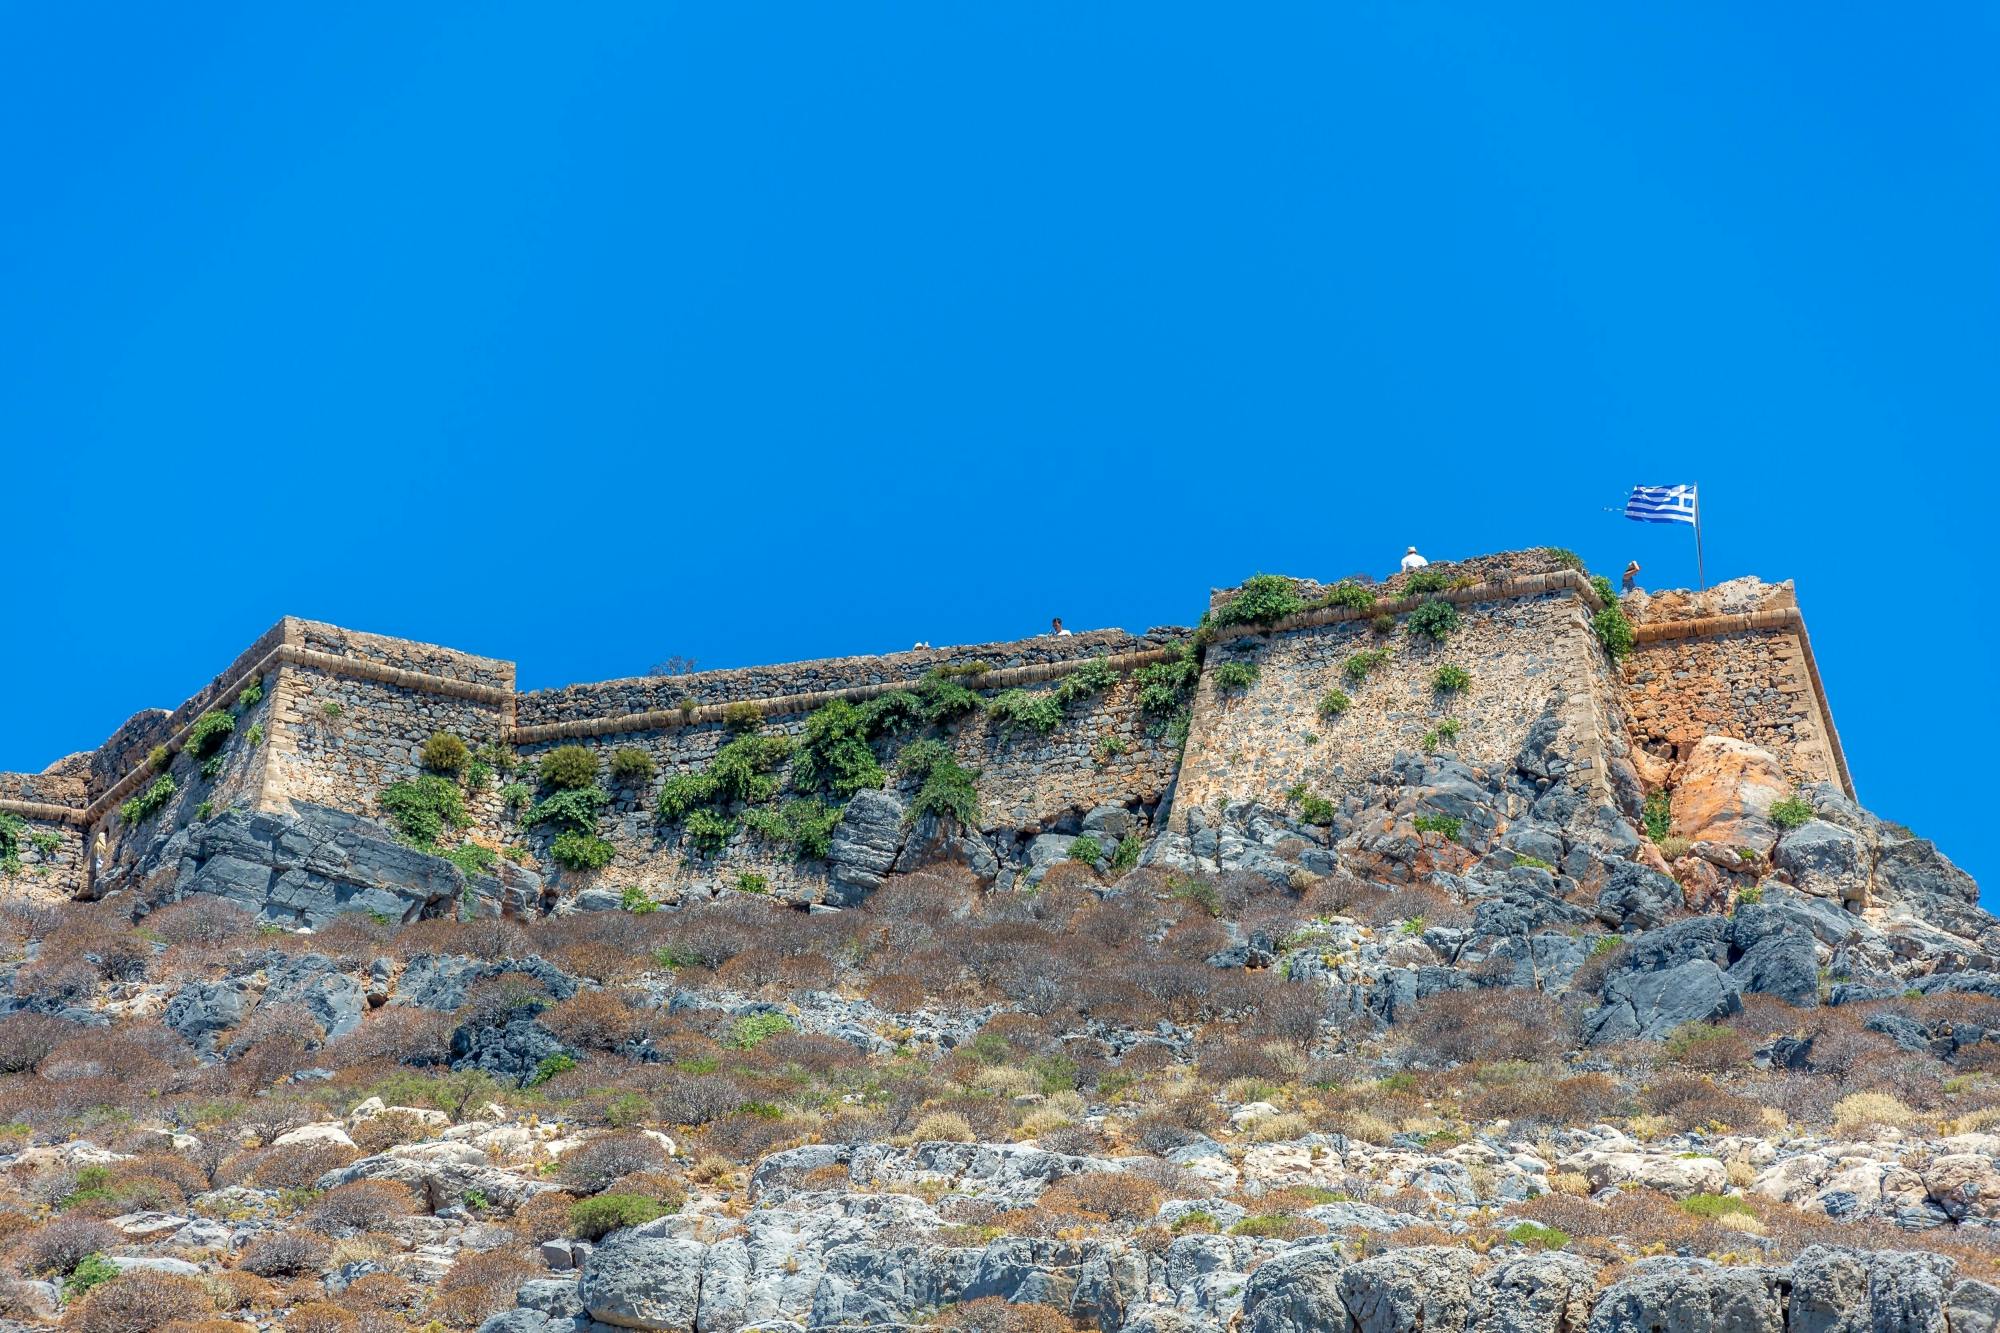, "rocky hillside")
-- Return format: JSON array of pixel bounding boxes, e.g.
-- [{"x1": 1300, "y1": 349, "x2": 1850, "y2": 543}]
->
[{"x1": 4, "y1": 566, "x2": 2000, "y2": 1333}]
